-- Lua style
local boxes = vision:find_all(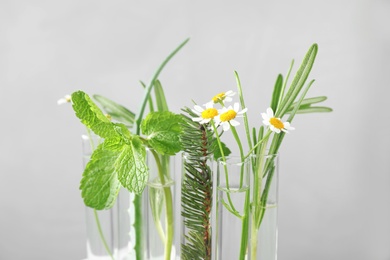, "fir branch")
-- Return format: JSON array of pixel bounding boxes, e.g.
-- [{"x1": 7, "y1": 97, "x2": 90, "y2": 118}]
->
[{"x1": 180, "y1": 107, "x2": 214, "y2": 260}]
